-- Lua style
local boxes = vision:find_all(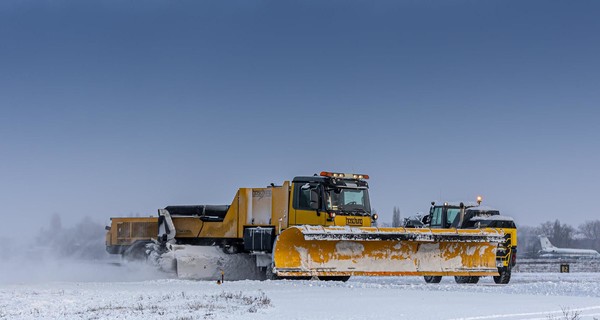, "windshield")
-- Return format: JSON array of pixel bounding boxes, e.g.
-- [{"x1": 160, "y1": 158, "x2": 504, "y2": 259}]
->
[
  {"x1": 325, "y1": 188, "x2": 370, "y2": 214},
  {"x1": 446, "y1": 208, "x2": 460, "y2": 226},
  {"x1": 430, "y1": 206, "x2": 461, "y2": 228}
]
